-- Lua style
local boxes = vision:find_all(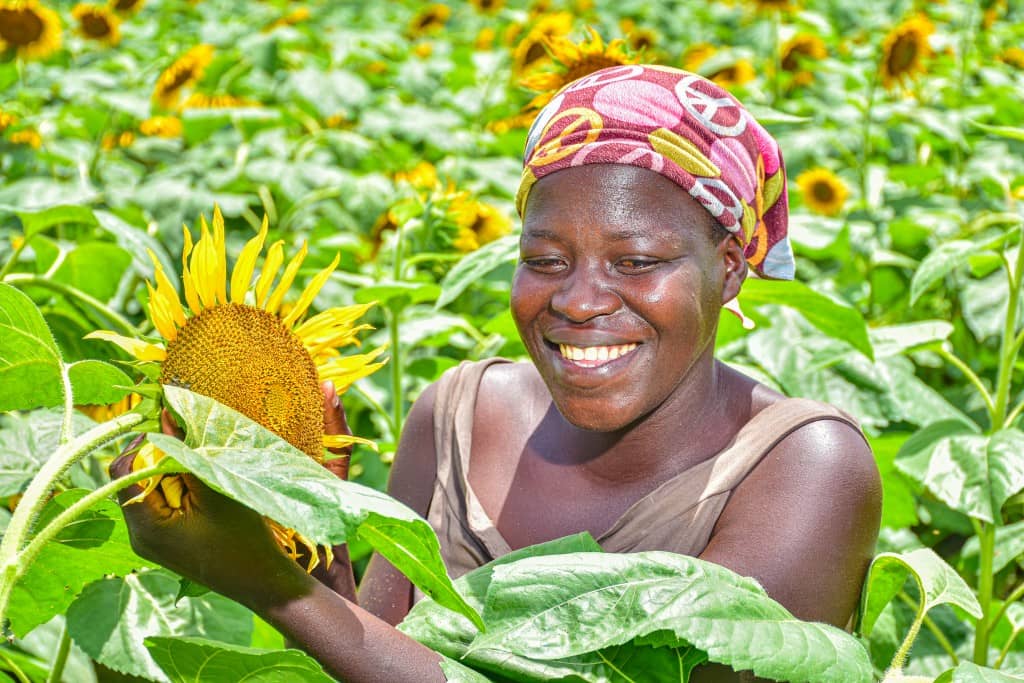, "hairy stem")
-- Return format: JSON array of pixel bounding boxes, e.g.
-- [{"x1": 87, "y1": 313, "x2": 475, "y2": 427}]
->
[
  {"x1": 889, "y1": 602, "x2": 925, "y2": 673},
  {"x1": 44, "y1": 621, "x2": 71, "y2": 683},
  {"x1": 898, "y1": 591, "x2": 959, "y2": 665},
  {"x1": 59, "y1": 363, "x2": 74, "y2": 446},
  {"x1": 0, "y1": 412, "x2": 145, "y2": 627}
]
